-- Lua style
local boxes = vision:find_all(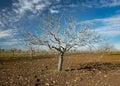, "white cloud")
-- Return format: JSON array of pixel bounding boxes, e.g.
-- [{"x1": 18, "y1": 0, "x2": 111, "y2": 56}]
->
[
  {"x1": 0, "y1": 31, "x2": 21, "y2": 48},
  {"x1": 0, "y1": 0, "x2": 62, "y2": 30},
  {"x1": 12, "y1": 0, "x2": 51, "y2": 15},
  {"x1": 105, "y1": 0, "x2": 120, "y2": 7},
  {"x1": 0, "y1": 42, "x2": 17, "y2": 46},
  {"x1": 49, "y1": 9, "x2": 59, "y2": 14},
  {"x1": 0, "y1": 0, "x2": 58, "y2": 34},
  {"x1": 97, "y1": 29, "x2": 120, "y2": 36},
  {"x1": 81, "y1": 14, "x2": 120, "y2": 37},
  {"x1": 0, "y1": 35, "x2": 23, "y2": 49},
  {"x1": 81, "y1": 0, "x2": 120, "y2": 8},
  {"x1": 0, "y1": 29, "x2": 16, "y2": 38}
]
